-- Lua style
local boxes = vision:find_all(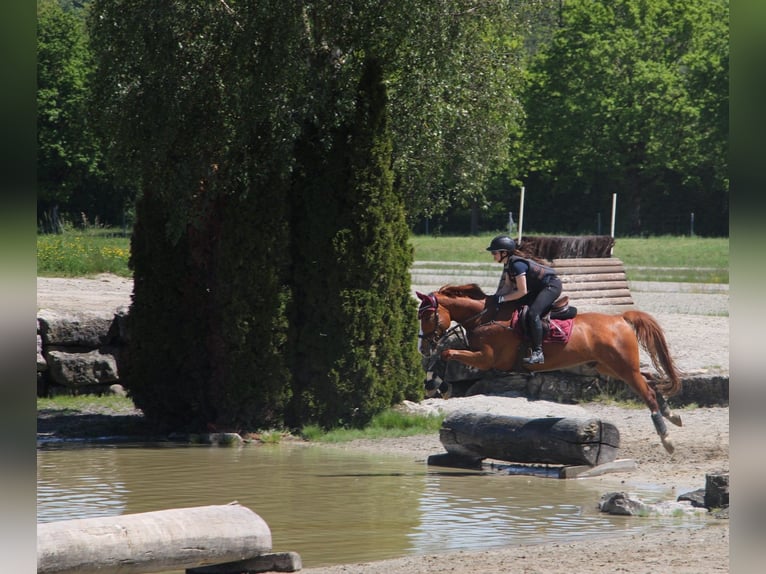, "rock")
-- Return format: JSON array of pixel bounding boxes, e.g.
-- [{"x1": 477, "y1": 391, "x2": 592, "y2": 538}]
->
[
  {"x1": 109, "y1": 384, "x2": 128, "y2": 397},
  {"x1": 704, "y1": 471, "x2": 729, "y2": 509},
  {"x1": 600, "y1": 491, "x2": 707, "y2": 518},
  {"x1": 38, "y1": 311, "x2": 115, "y2": 347},
  {"x1": 677, "y1": 488, "x2": 706, "y2": 508},
  {"x1": 45, "y1": 348, "x2": 120, "y2": 388},
  {"x1": 599, "y1": 492, "x2": 650, "y2": 516}
]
